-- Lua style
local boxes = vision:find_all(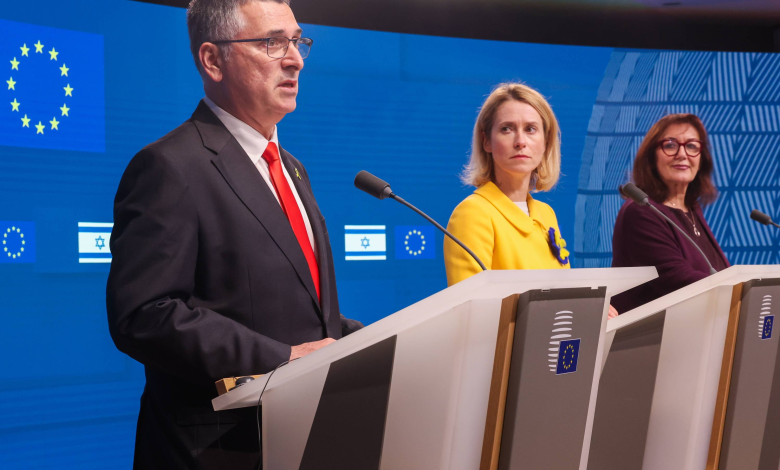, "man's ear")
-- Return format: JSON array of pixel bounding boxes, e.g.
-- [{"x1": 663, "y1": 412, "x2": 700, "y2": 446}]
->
[
  {"x1": 482, "y1": 131, "x2": 491, "y2": 154},
  {"x1": 199, "y1": 42, "x2": 223, "y2": 82}
]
